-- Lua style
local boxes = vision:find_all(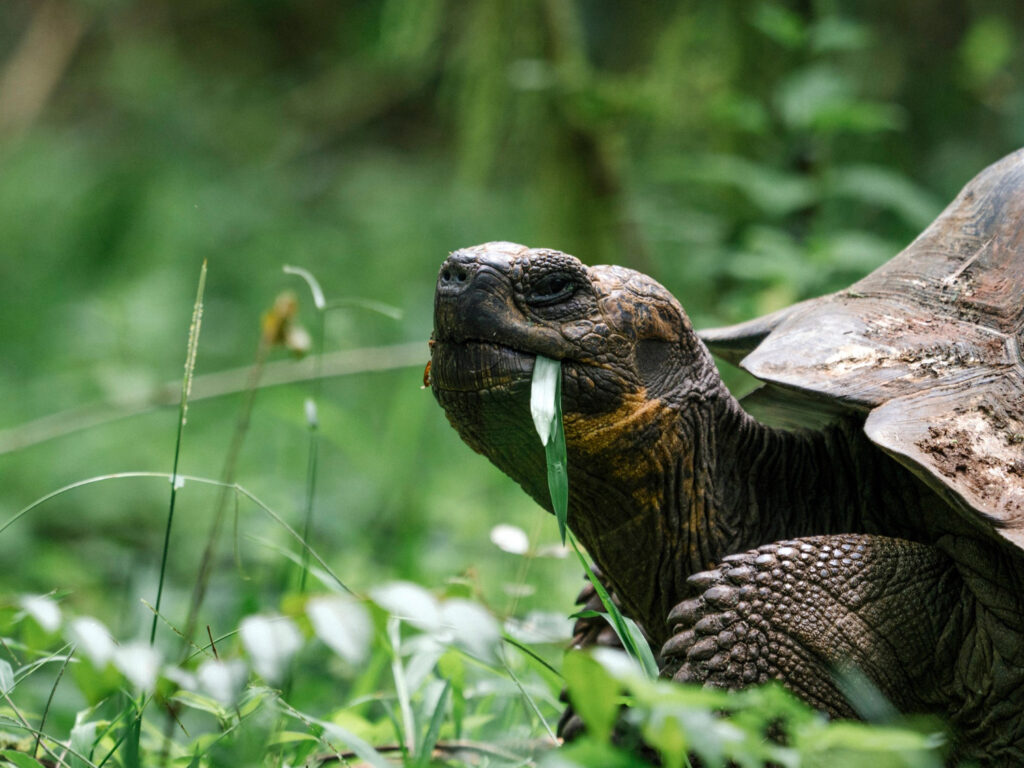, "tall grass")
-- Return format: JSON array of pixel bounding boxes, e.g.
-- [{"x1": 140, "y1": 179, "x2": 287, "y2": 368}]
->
[{"x1": 151, "y1": 260, "x2": 207, "y2": 646}]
